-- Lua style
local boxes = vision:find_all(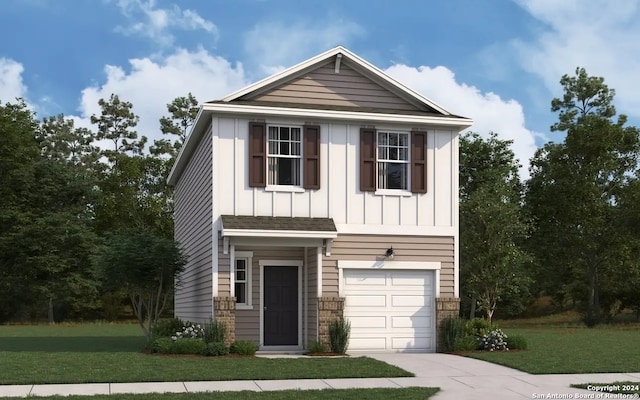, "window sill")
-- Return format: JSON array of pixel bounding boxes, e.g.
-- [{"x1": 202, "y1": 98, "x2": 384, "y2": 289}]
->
[
  {"x1": 236, "y1": 304, "x2": 254, "y2": 310},
  {"x1": 374, "y1": 189, "x2": 413, "y2": 197},
  {"x1": 265, "y1": 185, "x2": 306, "y2": 193}
]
